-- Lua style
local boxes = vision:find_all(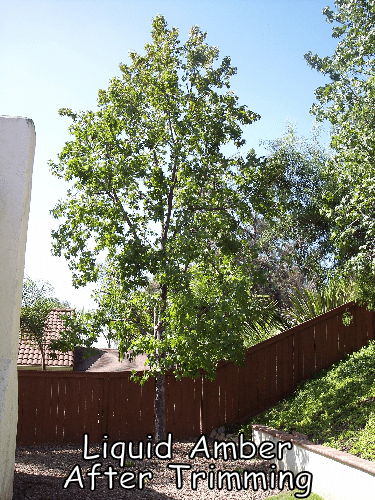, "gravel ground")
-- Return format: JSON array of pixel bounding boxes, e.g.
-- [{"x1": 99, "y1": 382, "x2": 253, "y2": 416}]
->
[{"x1": 13, "y1": 438, "x2": 292, "y2": 500}]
